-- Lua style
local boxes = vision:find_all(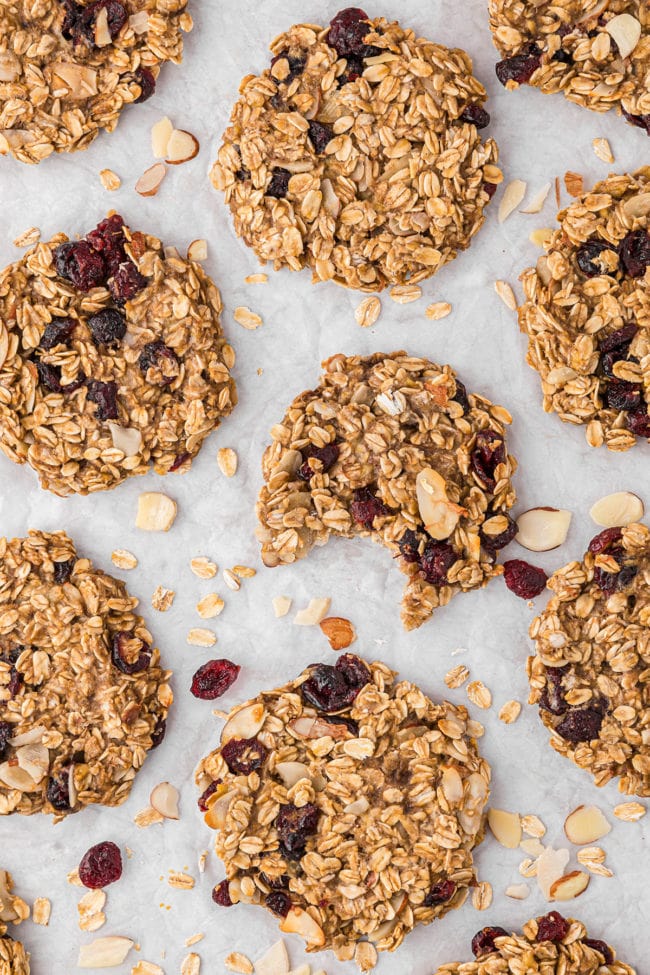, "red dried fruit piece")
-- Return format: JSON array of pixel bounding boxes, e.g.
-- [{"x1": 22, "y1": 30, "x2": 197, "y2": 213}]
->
[
  {"x1": 82, "y1": 0, "x2": 127, "y2": 40},
  {"x1": 265, "y1": 891, "x2": 292, "y2": 917},
  {"x1": 221, "y1": 737, "x2": 268, "y2": 775},
  {"x1": 111, "y1": 631, "x2": 152, "y2": 675},
  {"x1": 483, "y1": 181, "x2": 498, "y2": 199},
  {"x1": 197, "y1": 780, "x2": 221, "y2": 812},
  {"x1": 588, "y1": 528, "x2": 622, "y2": 554},
  {"x1": 53, "y1": 558, "x2": 76, "y2": 584},
  {"x1": 54, "y1": 240, "x2": 106, "y2": 292},
  {"x1": 191, "y1": 659, "x2": 240, "y2": 700},
  {"x1": 36, "y1": 361, "x2": 63, "y2": 393},
  {"x1": 308, "y1": 120, "x2": 334, "y2": 153},
  {"x1": 39, "y1": 317, "x2": 76, "y2": 350},
  {"x1": 619, "y1": 229, "x2": 650, "y2": 278},
  {"x1": 86, "y1": 380, "x2": 119, "y2": 420},
  {"x1": 266, "y1": 168, "x2": 291, "y2": 199},
  {"x1": 328, "y1": 7, "x2": 377, "y2": 58},
  {"x1": 150, "y1": 717, "x2": 166, "y2": 748},
  {"x1": 555, "y1": 706, "x2": 604, "y2": 743},
  {"x1": 336, "y1": 653, "x2": 370, "y2": 690},
  {"x1": 46, "y1": 768, "x2": 72, "y2": 811},
  {"x1": 539, "y1": 666, "x2": 568, "y2": 716},
  {"x1": 480, "y1": 512, "x2": 517, "y2": 557},
  {"x1": 109, "y1": 261, "x2": 148, "y2": 304},
  {"x1": 86, "y1": 213, "x2": 127, "y2": 276},
  {"x1": 576, "y1": 238, "x2": 614, "y2": 277},
  {"x1": 627, "y1": 409, "x2": 650, "y2": 437},
  {"x1": 458, "y1": 103, "x2": 490, "y2": 128},
  {"x1": 599, "y1": 323, "x2": 638, "y2": 354},
  {"x1": 622, "y1": 108, "x2": 650, "y2": 135},
  {"x1": 495, "y1": 43, "x2": 541, "y2": 86},
  {"x1": 604, "y1": 380, "x2": 642, "y2": 412},
  {"x1": 79, "y1": 841, "x2": 122, "y2": 889},
  {"x1": 423, "y1": 879, "x2": 455, "y2": 906},
  {"x1": 297, "y1": 443, "x2": 340, "y2": 481},
  {"x1": 87, "y1": 308, "x2": 127, "y2": 346},
  {"x1": 583, "y1": 939, "x2": 614, "y2": 965},
  {"x1": 212, "y1": 879, "x2": 233, "y2": 906},
  {"x1": 350, "y1": 485, "x2": 391, "y2": 528},
  {"x1": 275, "y1": 802, "x2": 320, "y2": 859},
  {"x1": 6, "y1": 667, "x2": 22, "y2": 698},
  {"x1": 301, "y1": 654, "x2": 370, "y2": 712},
  {"x1": 536, "y1": 910, "x2": 569, "y2": 942},
  {"x1": 471, "y1": 926, "x2": 509, "y2": 958},
  {"x1": 398, "y1": 528, "x2": 422, "y2": 563},
  {"x1": 470, "y1": 429, "x2": 506, "y2": 491},
  {"x1": 503, "y1": 559, "x2": 547, "y2": 599},
  {"x1": 420, "y1": 541, "x2": 458, "y2": 585},
  {"x1": 134, "y1": 66, "x2": 156, "y2": 103}
]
